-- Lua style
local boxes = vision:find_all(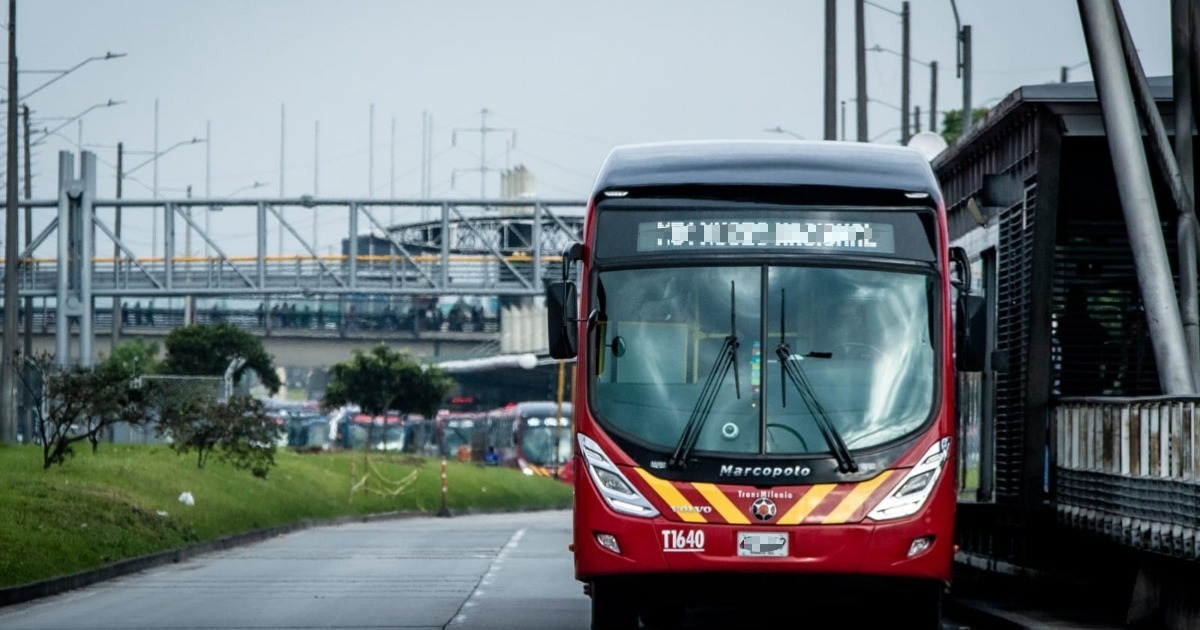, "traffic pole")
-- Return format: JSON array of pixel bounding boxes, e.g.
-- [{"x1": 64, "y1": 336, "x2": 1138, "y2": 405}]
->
[{"x1": 437, "y1": 421, "x2": 451, "y2": 517}]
